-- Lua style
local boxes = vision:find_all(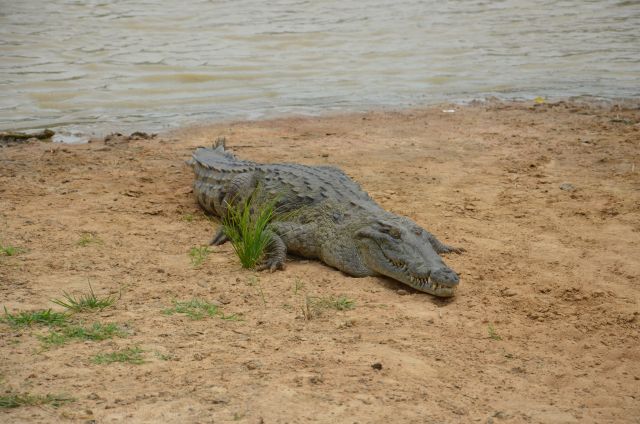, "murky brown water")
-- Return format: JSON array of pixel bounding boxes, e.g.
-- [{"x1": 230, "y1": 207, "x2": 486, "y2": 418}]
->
[{"x1": 1, "y1": 0, "x2": 639, "y2": 141}]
